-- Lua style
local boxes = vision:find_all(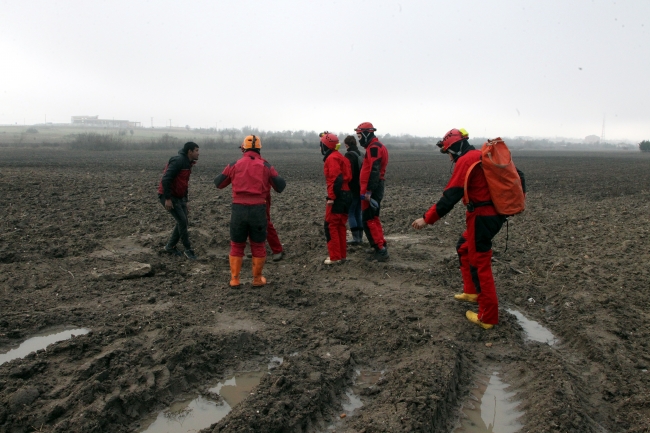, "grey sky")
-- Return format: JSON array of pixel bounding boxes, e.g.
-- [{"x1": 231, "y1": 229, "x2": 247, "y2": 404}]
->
[{"x1": 1, "y1": 0, "x2": 648, "y2": 140}]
